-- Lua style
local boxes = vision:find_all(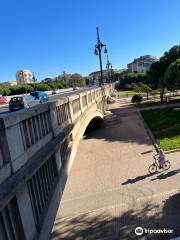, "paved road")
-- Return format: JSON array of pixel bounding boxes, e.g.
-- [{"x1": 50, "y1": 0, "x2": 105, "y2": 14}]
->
[
  {"x1": 0, "y1": 87, "x2": 93, "y2": 115},
  {"x1": 51, "y1": 101, "x2": 180, "y2": 240}
]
